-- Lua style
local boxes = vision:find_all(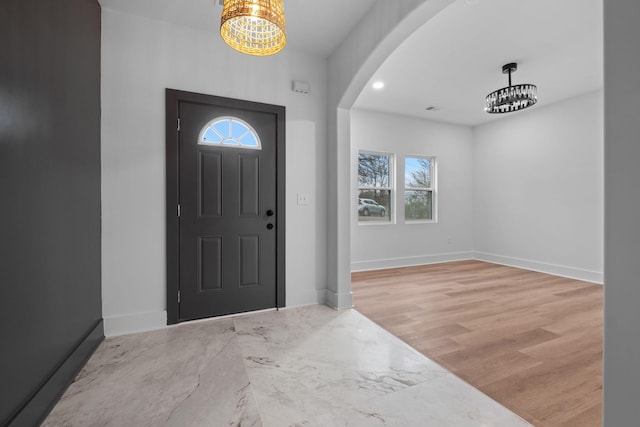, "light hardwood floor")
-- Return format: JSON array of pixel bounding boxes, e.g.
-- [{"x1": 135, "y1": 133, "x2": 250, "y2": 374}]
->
[{"x1": 351, "y1": 260, "x2": 603, "y2": 427}]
